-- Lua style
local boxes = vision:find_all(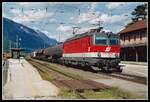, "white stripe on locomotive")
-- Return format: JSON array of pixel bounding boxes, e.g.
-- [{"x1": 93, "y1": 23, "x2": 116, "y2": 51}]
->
[{"x1": 63, "y1": 52, "x2": 119, "y2": 58}]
